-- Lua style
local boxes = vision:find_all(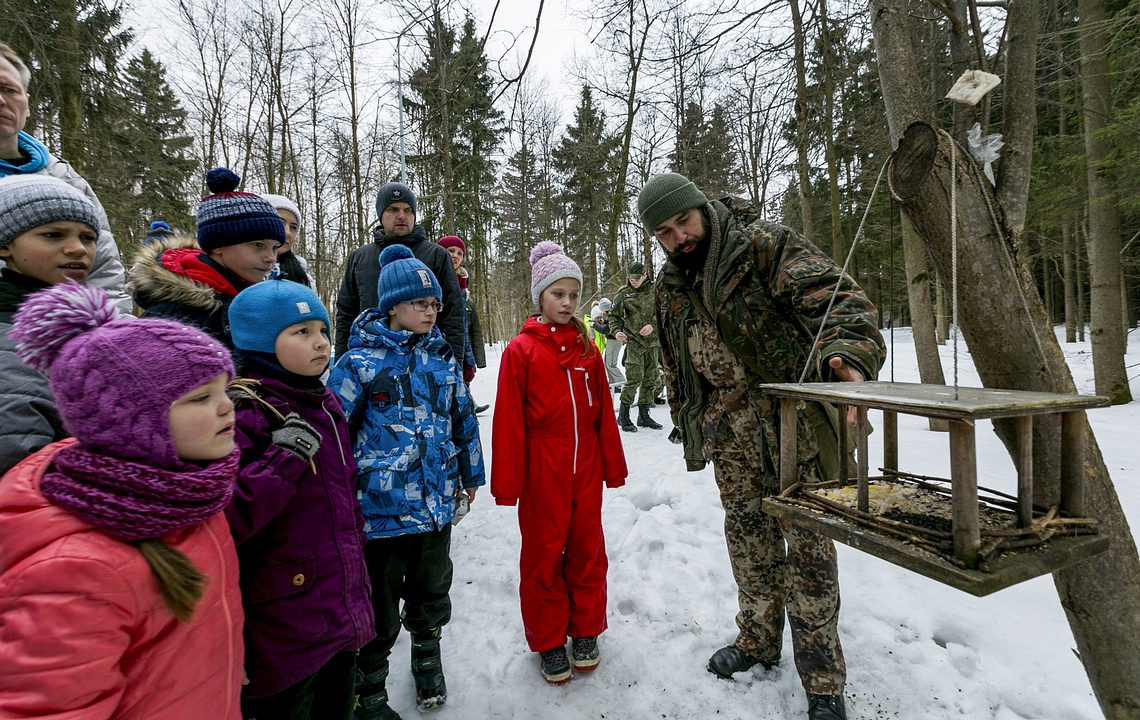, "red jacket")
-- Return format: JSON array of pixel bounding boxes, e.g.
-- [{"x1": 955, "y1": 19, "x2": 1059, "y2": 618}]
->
[
  {"x1": 0, "y1": 440, "x2": 244, "y2": 719},
  {"x1": 492, "y1": 318, "x2": 627, "y2": 505}
]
